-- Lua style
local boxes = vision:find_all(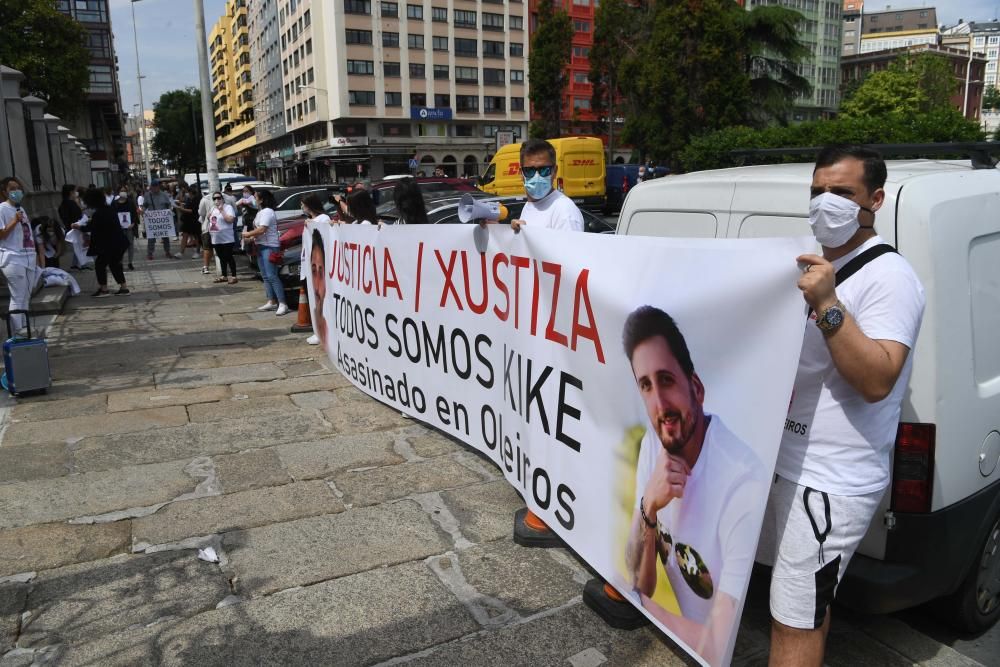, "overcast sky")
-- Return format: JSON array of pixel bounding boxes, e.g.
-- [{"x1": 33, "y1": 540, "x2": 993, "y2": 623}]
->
[{"x1": 110, "y1": 0, "x2": 1000, "y2": 115}]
